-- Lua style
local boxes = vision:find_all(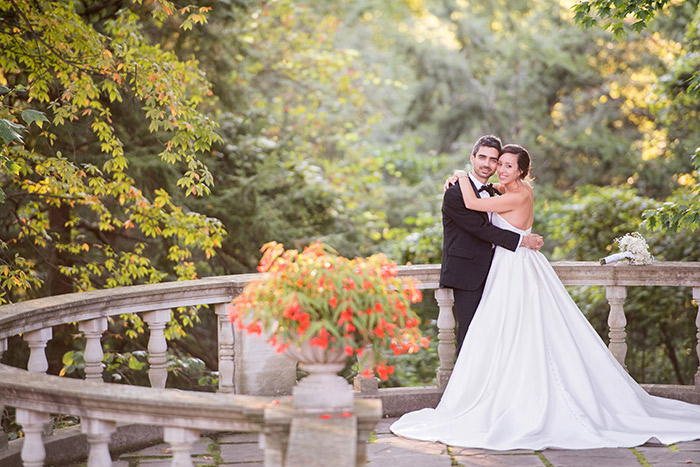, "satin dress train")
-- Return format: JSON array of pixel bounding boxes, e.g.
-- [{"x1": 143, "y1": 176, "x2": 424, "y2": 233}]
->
[{"x1": 390, "y1": 214, "x2": 700, "y2": 450}]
